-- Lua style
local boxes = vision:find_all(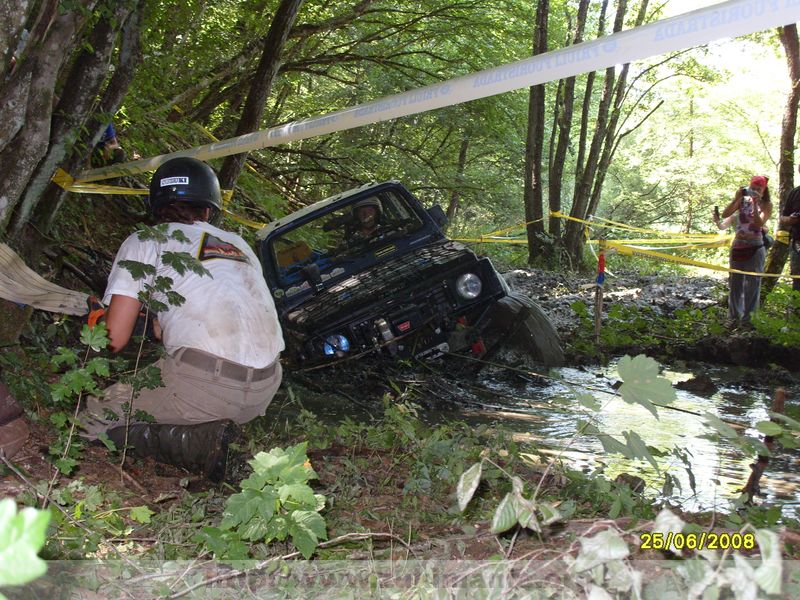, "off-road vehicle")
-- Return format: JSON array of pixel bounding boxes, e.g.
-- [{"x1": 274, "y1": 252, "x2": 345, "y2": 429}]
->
[{"x1": 256, "y1": 181, "x2": 563, "y2": 367}]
